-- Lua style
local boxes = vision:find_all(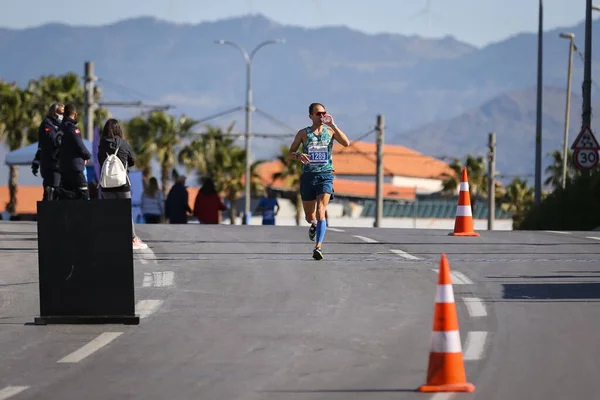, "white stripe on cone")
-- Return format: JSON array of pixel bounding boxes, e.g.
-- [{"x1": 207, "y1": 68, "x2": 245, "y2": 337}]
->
[
  {"x1": 456, "y1": 205, "x2": 472, "y2": 217},
  {"x1": 435, "y1": 284, "x2": 455, "y2": 303},
  {"x1": 430, "y1": 330, "x2": 463, "y2": 353},
  {"x1": 459, "y1": 182, "x2": 469, "y2": 192}
]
